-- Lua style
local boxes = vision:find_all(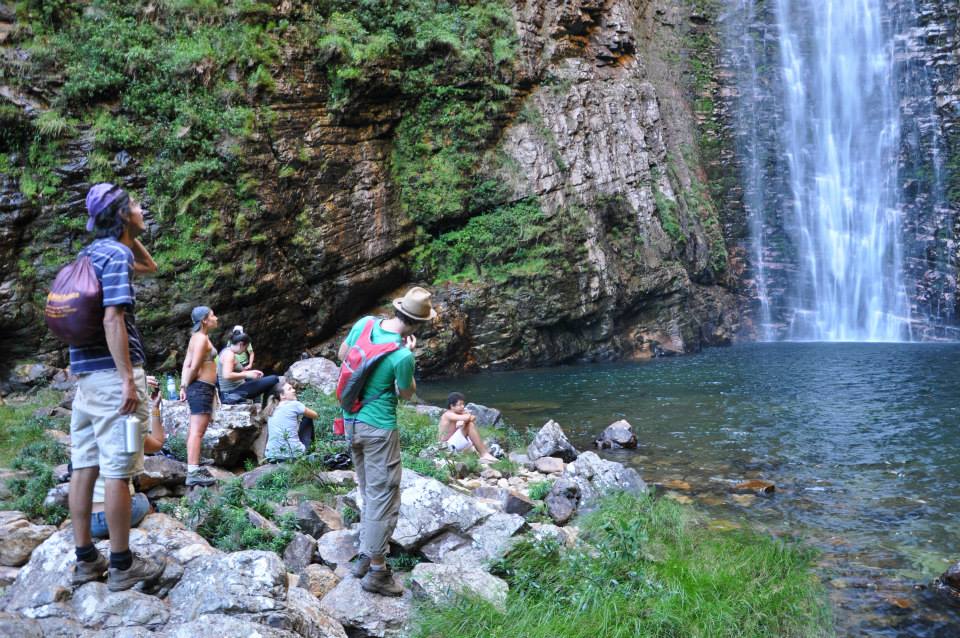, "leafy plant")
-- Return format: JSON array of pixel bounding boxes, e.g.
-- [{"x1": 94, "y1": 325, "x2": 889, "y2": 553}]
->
[{"x1": 527, "y1": 480, "x2": 552, "y2": 501}]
